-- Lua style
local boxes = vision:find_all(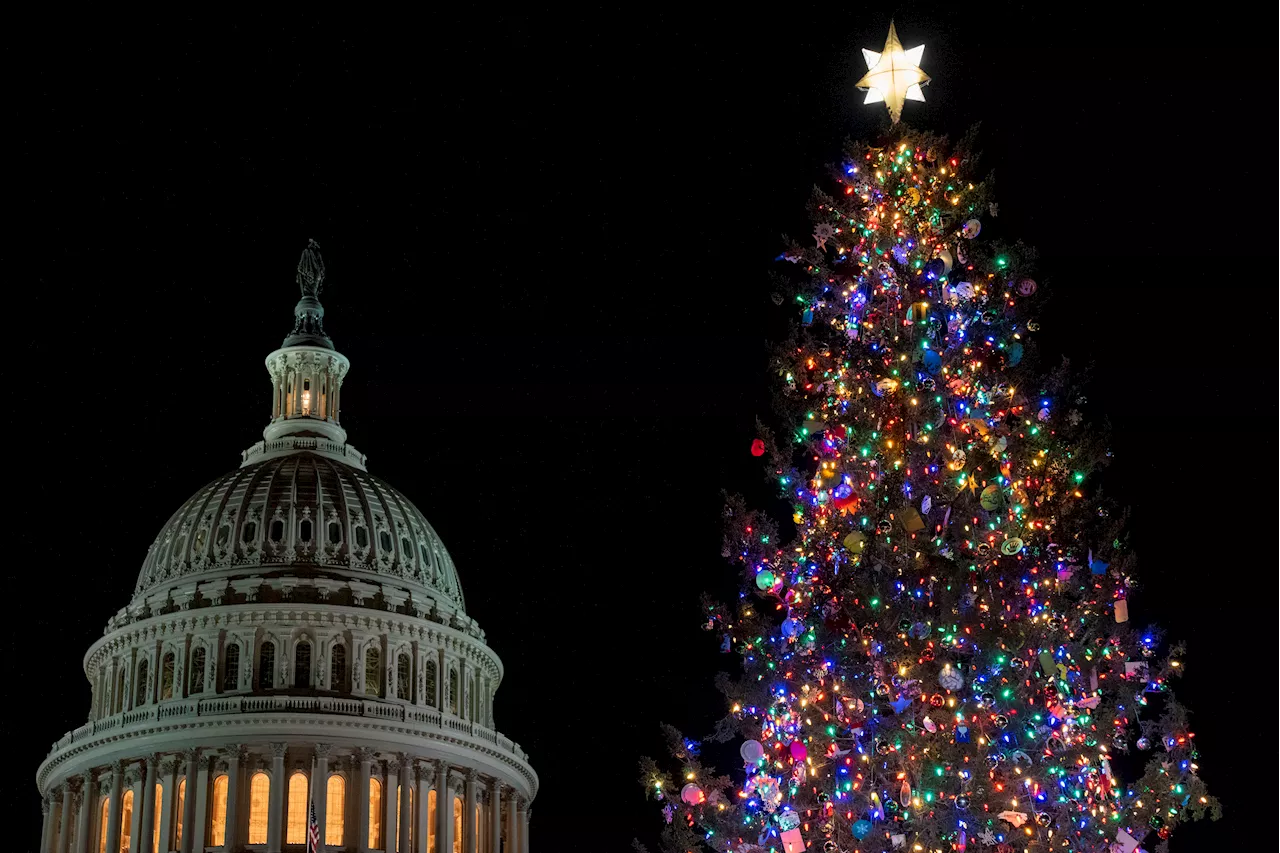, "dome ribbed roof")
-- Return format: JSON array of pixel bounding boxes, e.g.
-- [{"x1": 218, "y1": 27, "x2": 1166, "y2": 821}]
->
[{"x1": 134, "y1": 452, "x2": 464, "y2": 610}]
